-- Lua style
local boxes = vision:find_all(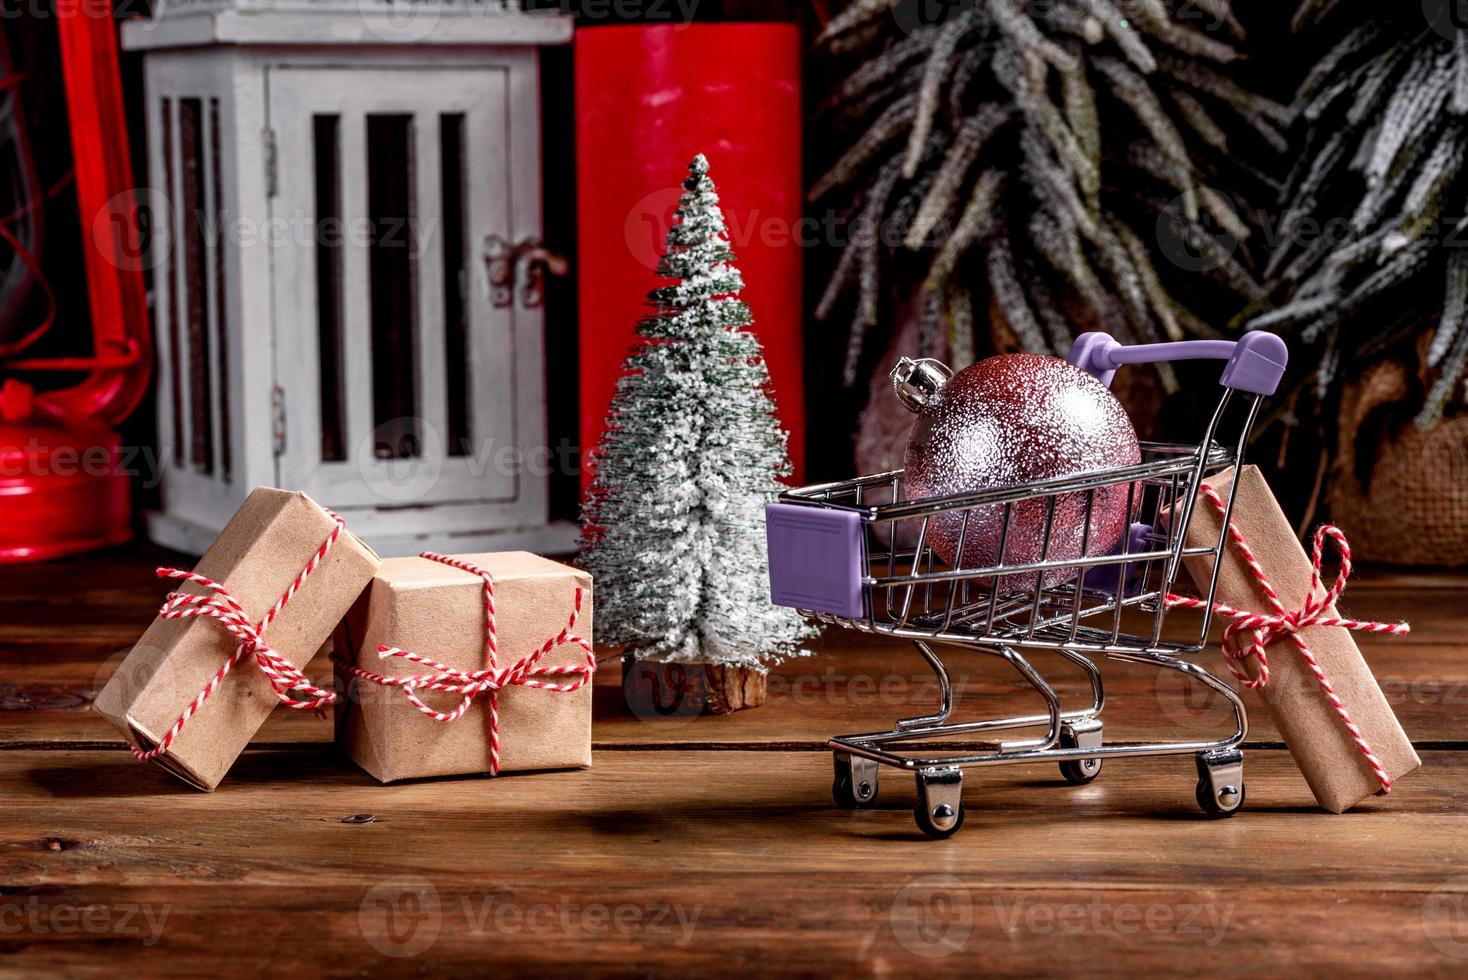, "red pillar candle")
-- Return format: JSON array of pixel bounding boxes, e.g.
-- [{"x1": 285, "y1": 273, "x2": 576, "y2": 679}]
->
[{"x1": 575, "y1": 23, "x2": 805, "y2": 487}]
